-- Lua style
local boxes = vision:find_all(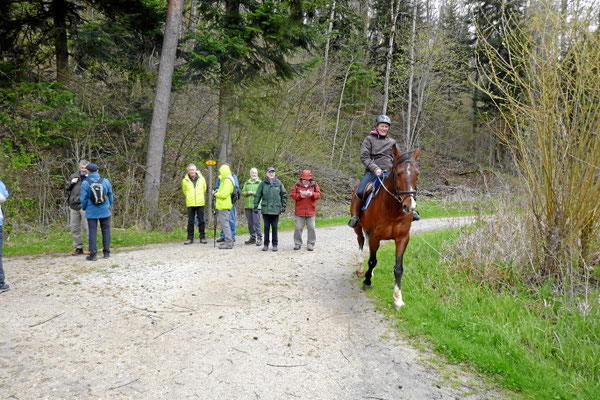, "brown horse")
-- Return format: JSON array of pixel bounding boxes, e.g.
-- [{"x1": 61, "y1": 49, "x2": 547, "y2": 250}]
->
[{"x1": 351, "y1": 146, "x2": 421, "y2": 309}]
